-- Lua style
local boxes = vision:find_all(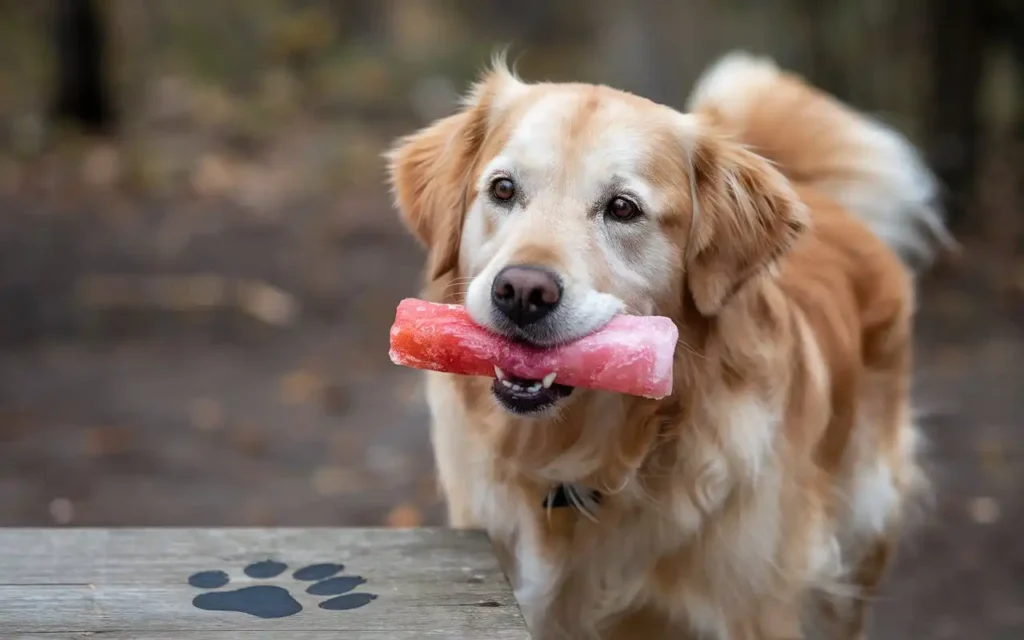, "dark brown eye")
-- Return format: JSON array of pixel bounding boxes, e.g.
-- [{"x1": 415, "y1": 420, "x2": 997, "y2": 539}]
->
[
  {"x1": 607, "y1": 196, "x2": 639, "y2": 221},
  {"x1": 491, "y1": 178, "x2": 516, "y2": 202}
]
